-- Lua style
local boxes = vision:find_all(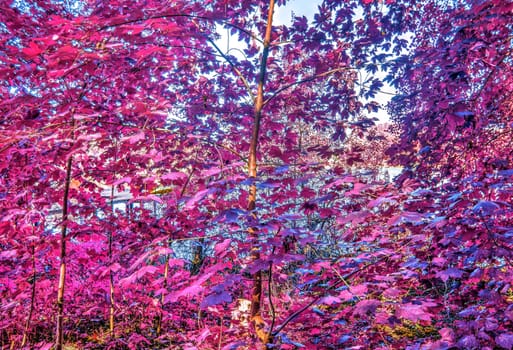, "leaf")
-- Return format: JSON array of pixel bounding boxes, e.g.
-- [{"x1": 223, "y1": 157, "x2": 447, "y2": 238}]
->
[
  {"x1": 353, "y1": 299, "x2": 380, "y2": 317},
  {"x1": 337, "y1": 210, "x2": 371, "y2": 225},
  {"x1": 119, "y1": 265, "x2": 158, "y2": 287},
  {"x1": 195, "y1": 328, "x2": 211, "y2": 345},
  {"x1": 221, "y1": 341, "x2": 247, "y2": 350},
  {"x1": 346, "y1": 182, "x2": 369, "y2": 195},
  {"x1": 35, "y1": 343, "x2": 53, "y2": 350},
  {"x1": 472, "y1": 200, "x2": 500, "y2": 215},
  {"x1": 22, "y1": 41, "x2": 43, "y2": 57},
  {"x1": 130, "y1": 194, "x2": 164, "y2": 204},
  {"x1": 123, "y1": 132, "x2": 145, "y2": 144},
  {"x1": 165, "y1": 272, "x2": 215, "y2": 303},
  {"x1": 388, "y1": 211, "x2": 424, "y2": 226},
  {"x1": 113, "y1": 176, "x2": 131, "y2": 186},
  {"x1": 496, "y1": 333, "x2": 513, "y2": 350},
  {"x1": 349, "y1": 284, "x2": 368, "y2": 296},
  {"x1": 135, "y1": 45, "x2": 168, "y2": 59},
  {"x1": 396, "y1": 302, "x2": 435, "y2": 322},
  {"x1": 216, "y1": 209, "x2": 245, "y2": 224},
  {"x1": 319, "y1": 295, "x2": 342, "y2": 305},
  {"x1": 161, "y1": 171, "x2": 187, "y2": 181},
  {"x1": 278, "y1": 334, "x2": 305, "y2": 348},
  {"x1": 202, "y1": 167, "x2": 222, "y2": 177},
  {"x1": 185, "y1": 188, "x2": 216, "y2": 209},
  {"x1": 53, "y1": 45, "x2": 78, "y2": 60},
  {"x1": 0, "y1": 250, "x2": 17, "y2": 260},
  {"x1": 246, "y1": 259, "x2": 270, "y2": 274},
  {"x1": 201, "y1": 290, "x2": 232, "y2": 309},
  {"x1": 100, "y1": 263, "x2": 122, "y2": 278},
  {"x1": 214, "y1": 239, "x2": 231, "y2": 256},
  {"x1": 436, "y1": 268, "x2": 463, "y2": 282},
  {"x1": 457, "y1": 335, "x2": 478, "y2": 349}
]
